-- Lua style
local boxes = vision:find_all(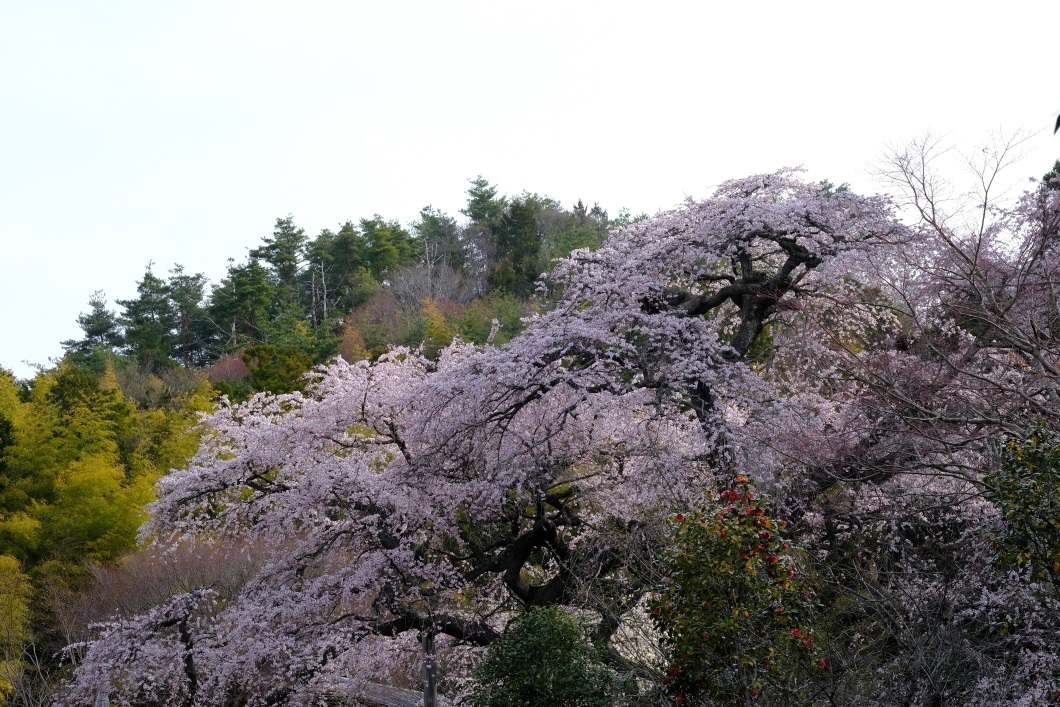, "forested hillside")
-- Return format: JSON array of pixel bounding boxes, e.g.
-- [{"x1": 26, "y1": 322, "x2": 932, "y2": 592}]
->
[
  {"x1": 0, "y1": 177, "x2": 624, "y2": 705},
  {"x1": 58, "y1": 177, "x2": 624, "y2": 399},
  {"x1": 4, "y1": 152, "x2": 1060, "y2": 706}
]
